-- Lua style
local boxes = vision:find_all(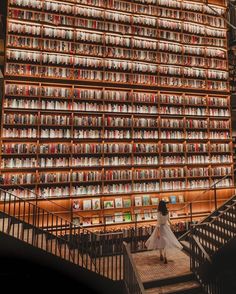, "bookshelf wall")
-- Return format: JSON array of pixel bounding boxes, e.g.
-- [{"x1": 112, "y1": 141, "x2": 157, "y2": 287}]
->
[{"x1": 1, "y1": 0, "x2": 234, "y2": 229}]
